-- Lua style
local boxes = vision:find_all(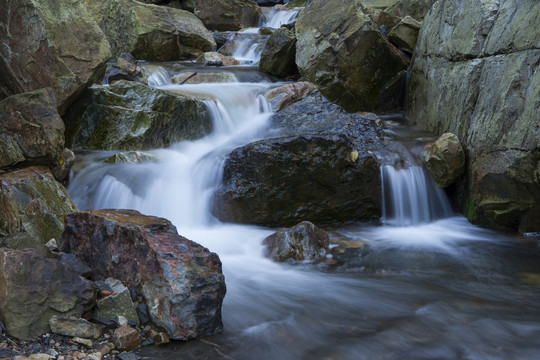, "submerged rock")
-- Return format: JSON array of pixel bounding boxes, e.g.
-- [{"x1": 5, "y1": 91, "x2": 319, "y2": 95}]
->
[
  {"x1": 0, "y1": 167, "x2": 78, "y2": 255},
  {"x1": 64, "y1": 81, "x2": 213, "y2": 151},
  {"x1": 0, "y1": 0, "x2": 111, "y2": 115},
  {"x1": 263, "y1": 221, "x2": 330, "y2": 262},
  {"x1": 95, "y1": 0, "x2": 215, "y2": 60},
  {"x1": 0, "y1": 248, "x2": 95, "y2": 339},
  {"x1": 0, "y1": 89, "x2": 64, "y2": 171},
  {"x1": 295, "y1": 0, "x2": 407, "y2": 113},
  {"x1": 104, "y1": 151, "x2": 159, "y2": 164},
  {"x1": 422, "y1": 133, "x2": 465, "y2": 188},
  {"x1": 408, "y1": 0, "x2": 540, "y2": 232},
  {"x1": 61, "y1": 209, "x2": 226, "y2": 340},
  {"x1": 259, "y1": 28, "x2": 297, "y2": 78},
  {"x1": 171, "y1": 71, "x2": 239, "y2": 84},
  {"x1": 194, "y1": 0, "x2": 262, "y2": 31}
]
